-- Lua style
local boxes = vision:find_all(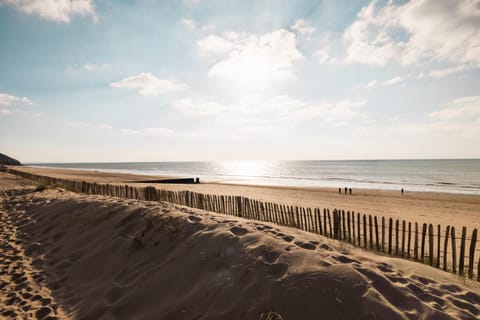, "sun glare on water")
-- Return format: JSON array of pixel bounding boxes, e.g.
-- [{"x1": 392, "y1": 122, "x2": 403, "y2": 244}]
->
[{"x1": 217, "y1": 161, "x2": 274, "y2": 179}]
